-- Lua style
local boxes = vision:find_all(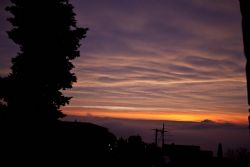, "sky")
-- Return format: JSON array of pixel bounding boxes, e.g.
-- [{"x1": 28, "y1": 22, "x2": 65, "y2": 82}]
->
[
  {"x1": 0, "y1": 0, "x2": 250, "y2": 151},
  {"x1": 63, "y1": 0, "x2": 247, "y2": 125}
]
